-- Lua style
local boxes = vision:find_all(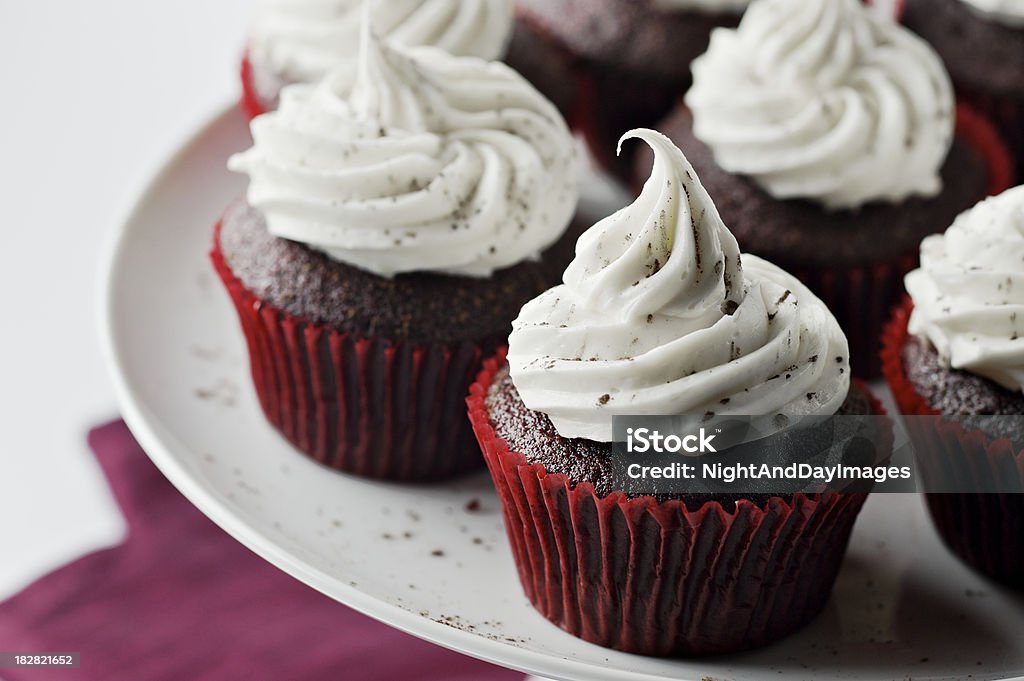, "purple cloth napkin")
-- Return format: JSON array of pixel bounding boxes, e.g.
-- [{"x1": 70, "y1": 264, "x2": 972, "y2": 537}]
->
[{"x1": 0, "y1": 421, "x2": 523, "y2": 681}]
